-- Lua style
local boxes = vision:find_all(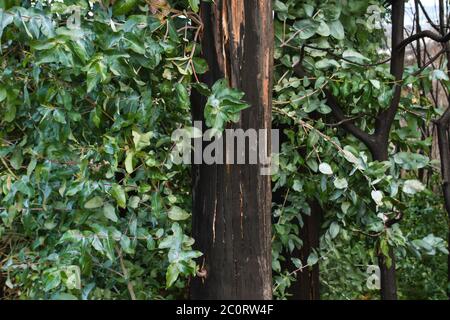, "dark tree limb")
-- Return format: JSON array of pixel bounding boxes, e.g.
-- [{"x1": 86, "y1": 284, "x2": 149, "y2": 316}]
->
[
  {"x1": 292, "y1": 64, "x2": 376, "y2": 152},
  {"x1": 398, "y1": 30, "x2": 450, "y2": 51},
  {"x1": 435, "y1": 106, "x2": 450, "y2": 300},
  {"x1": 417, "y1": 0, "x2": 441, "y2": 31}
]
